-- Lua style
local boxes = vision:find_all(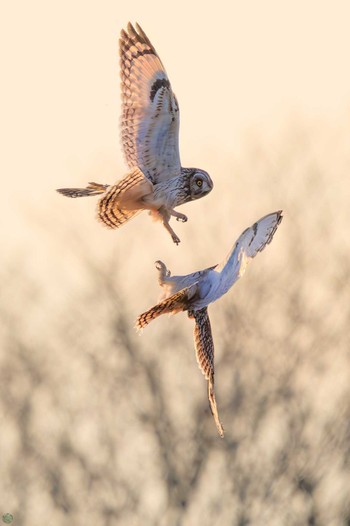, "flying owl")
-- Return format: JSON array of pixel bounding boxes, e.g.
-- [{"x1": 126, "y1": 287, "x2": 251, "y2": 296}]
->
[
  {"x1": 136, "y1": 211, "x2": 283, "y2": 437},
  {"x1": 56, "y1": 23, "x2": 213, "y2": 244}
]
